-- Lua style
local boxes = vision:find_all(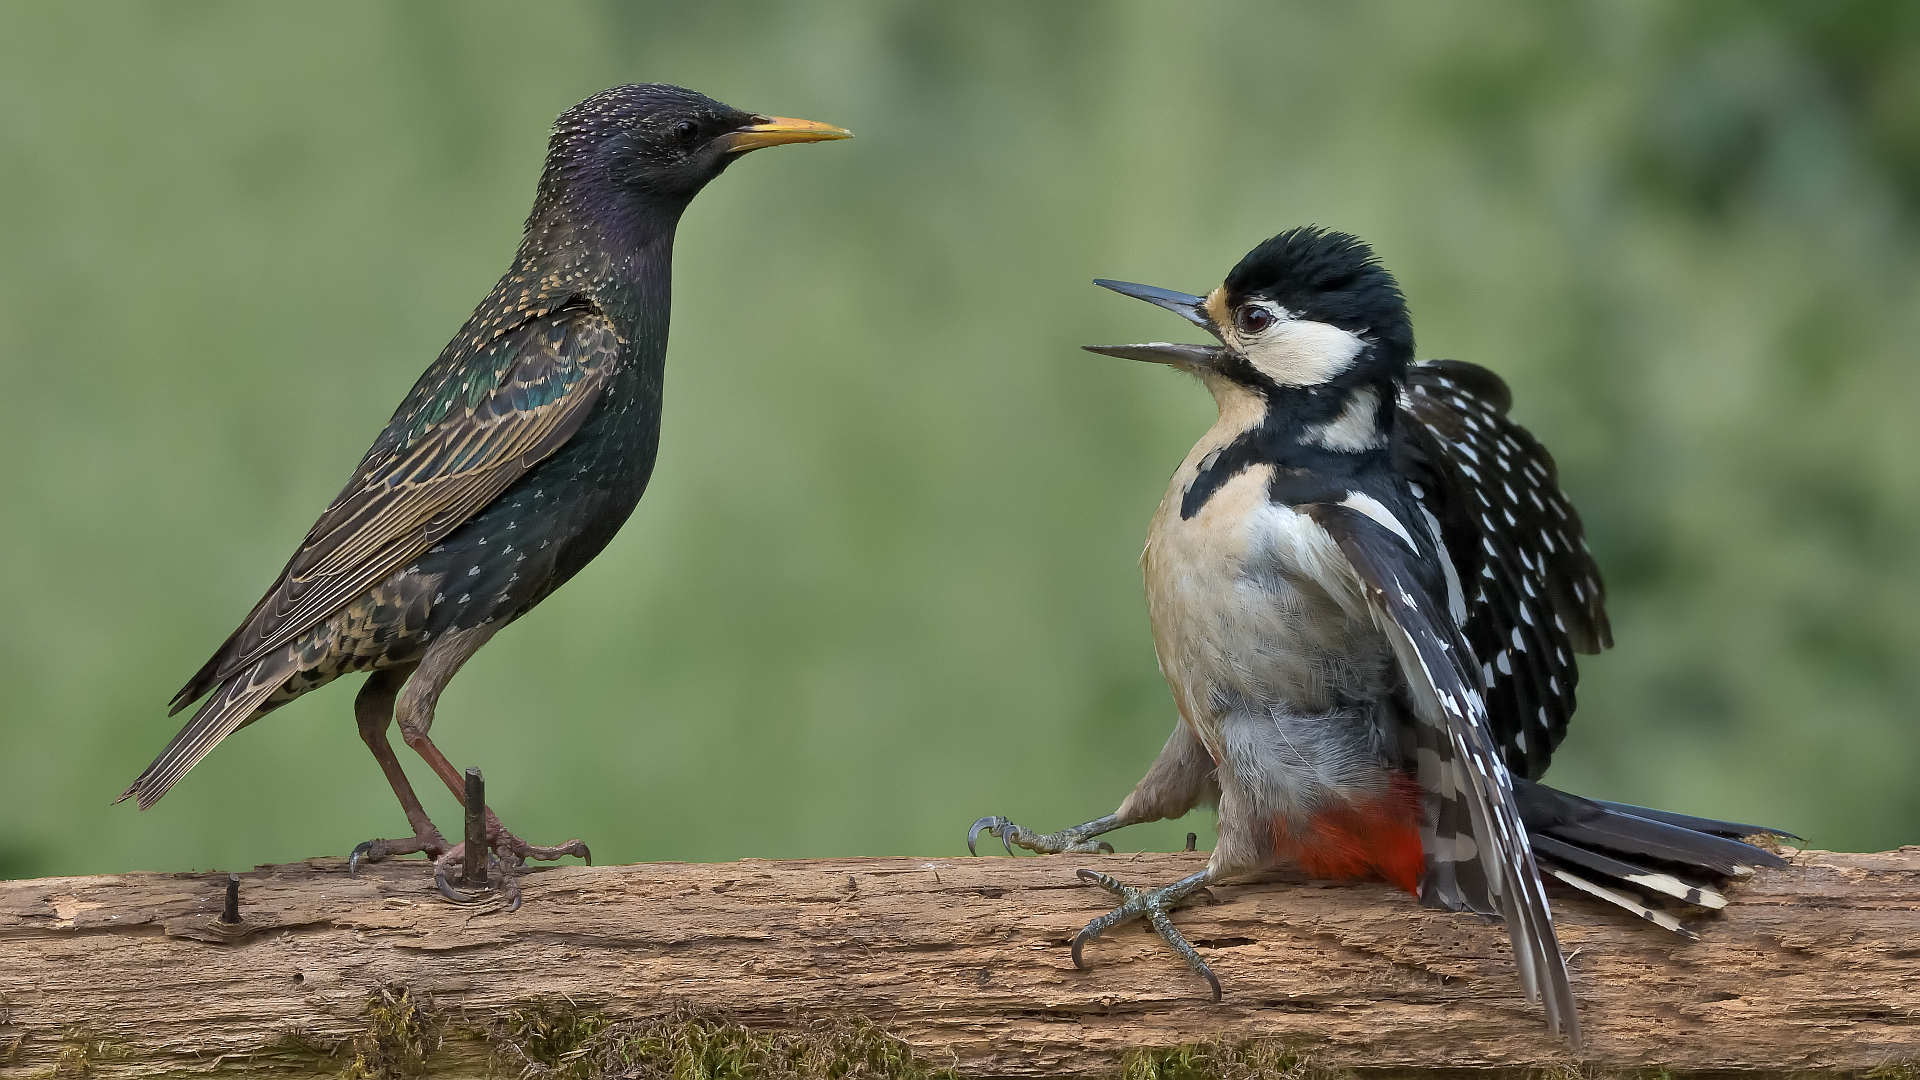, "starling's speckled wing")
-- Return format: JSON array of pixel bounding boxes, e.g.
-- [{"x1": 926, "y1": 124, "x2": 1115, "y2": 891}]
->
[
  {"x1": 1306, "y1": 499, "x2": 1578, "y2": 1047},
  {"x1": 1395, "y1": 360, "x2": 1611, "y2": 780},
  {"x1": 171, "y1": 301, "x2": 621, "y2": 712}
]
